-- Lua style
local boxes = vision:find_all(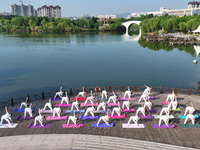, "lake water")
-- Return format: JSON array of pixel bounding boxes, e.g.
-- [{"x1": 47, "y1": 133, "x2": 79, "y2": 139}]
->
[{"x1": 0, "y1": 32, "x2": 199, "y2": 100}]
